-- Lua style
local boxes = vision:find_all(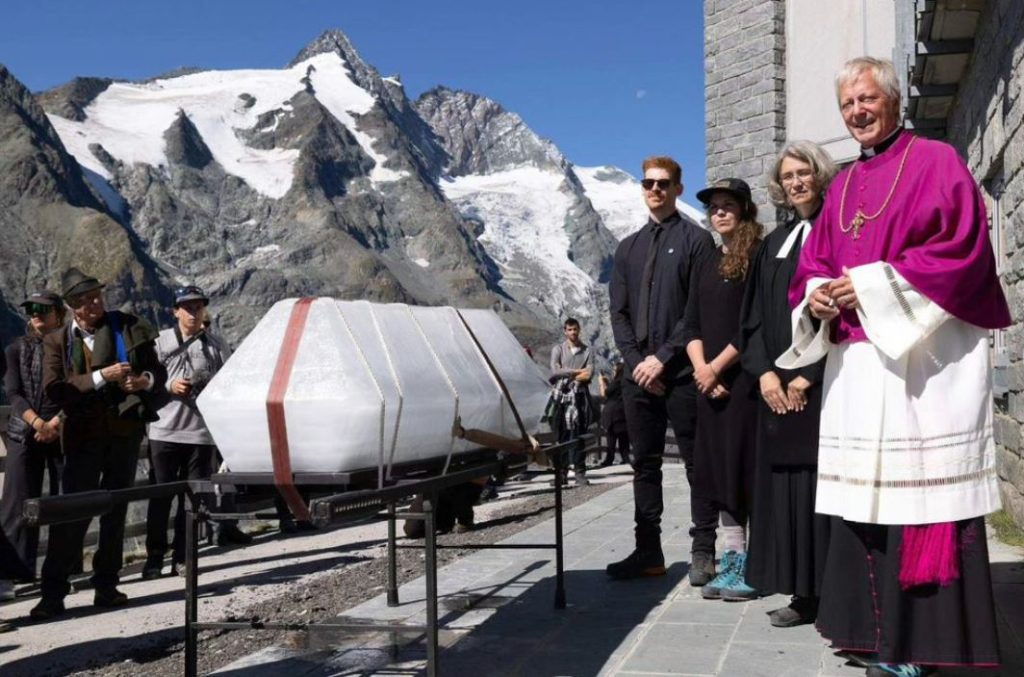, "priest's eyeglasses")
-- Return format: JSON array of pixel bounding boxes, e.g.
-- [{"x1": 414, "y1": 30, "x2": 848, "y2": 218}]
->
[
  {"x1": 641, "y1": 178, "x2": 674, "y2": 191},
  {"x1": 780, "y1": 168, "x2": 814, "y2": 185}
]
